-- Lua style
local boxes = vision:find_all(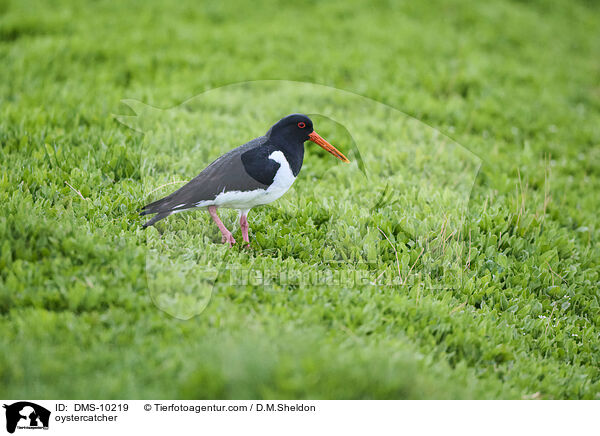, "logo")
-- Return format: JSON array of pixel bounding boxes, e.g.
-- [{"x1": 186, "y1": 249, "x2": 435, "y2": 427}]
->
[{"x1": 3, "y1": 402, "x2": 50, "y2": 434}]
